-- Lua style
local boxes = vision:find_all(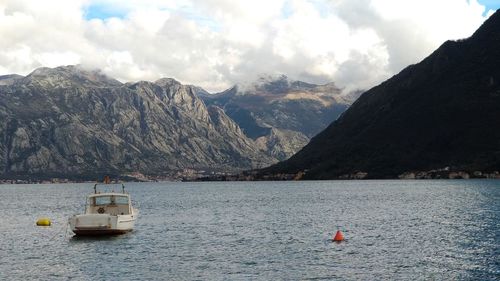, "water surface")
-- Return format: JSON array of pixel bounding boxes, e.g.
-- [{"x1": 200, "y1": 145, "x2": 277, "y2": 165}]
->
[{"x1": 0, "y1": 180, "x2": 498, "y2": 280}]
